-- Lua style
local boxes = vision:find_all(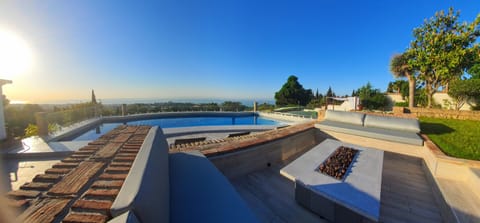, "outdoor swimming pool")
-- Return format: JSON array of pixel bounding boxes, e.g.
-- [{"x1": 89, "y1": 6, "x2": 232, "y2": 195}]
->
[{"x1": 72, "y1": 116, "x2": 280, "y2": 141}]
